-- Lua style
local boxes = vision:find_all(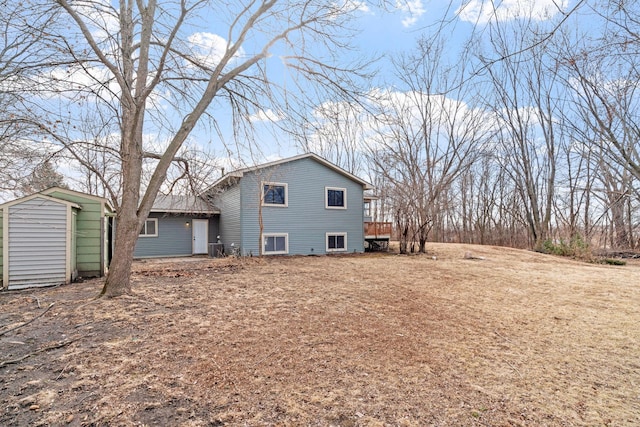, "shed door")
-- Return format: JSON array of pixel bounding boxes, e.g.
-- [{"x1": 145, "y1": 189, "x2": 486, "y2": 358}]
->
[
  {"x1": 192, "y1": 219, "x2": 208, "y2": 254},
  {"x1": 8, "y1": 198, "x2": 67, "y2": 289}
]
